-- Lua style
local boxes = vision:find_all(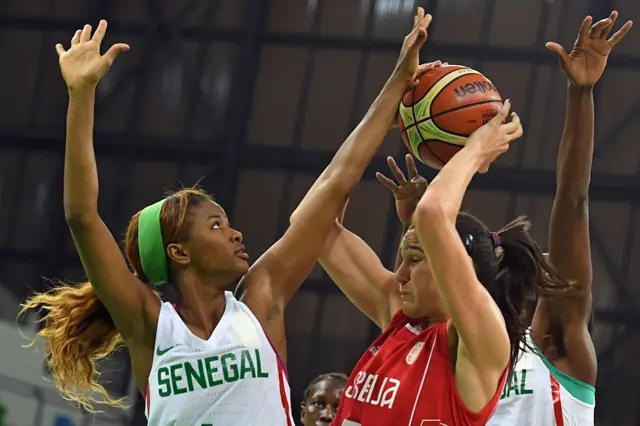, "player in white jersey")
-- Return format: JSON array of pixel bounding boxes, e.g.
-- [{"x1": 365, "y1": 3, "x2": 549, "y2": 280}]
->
[
  {"x1": 20, "y1": 13, "x2": 431, "y2": 425},
  {"x1": 488, "y1": 11, "x2": 632, "y2": 426}
]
